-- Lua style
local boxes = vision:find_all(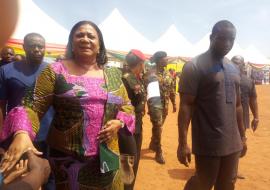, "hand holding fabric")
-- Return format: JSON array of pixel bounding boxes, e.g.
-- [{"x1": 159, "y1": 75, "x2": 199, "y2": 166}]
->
[{"x1": 98, "y1": 120, "x2": 122, "y2": 143}]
